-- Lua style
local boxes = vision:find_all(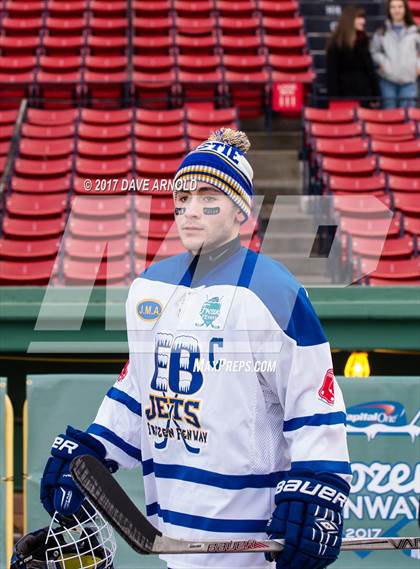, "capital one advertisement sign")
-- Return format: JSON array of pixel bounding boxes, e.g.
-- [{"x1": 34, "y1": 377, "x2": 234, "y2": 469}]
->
[{"x1": 335, "y1": 377, "x2": 419, "y2": 568}]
